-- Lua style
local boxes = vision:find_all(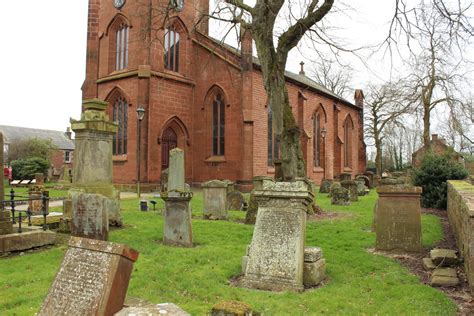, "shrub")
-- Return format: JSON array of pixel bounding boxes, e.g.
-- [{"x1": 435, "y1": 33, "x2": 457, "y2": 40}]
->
[
  {"x1": 412, "y1": 152, "x2": 468, "y2": 209},
  {"x1": 7, "y1": 138, "x2": 54, "y2": 163},
  {"x1": 11, "y1": 157, "x2": 50, "y2": 180}
]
